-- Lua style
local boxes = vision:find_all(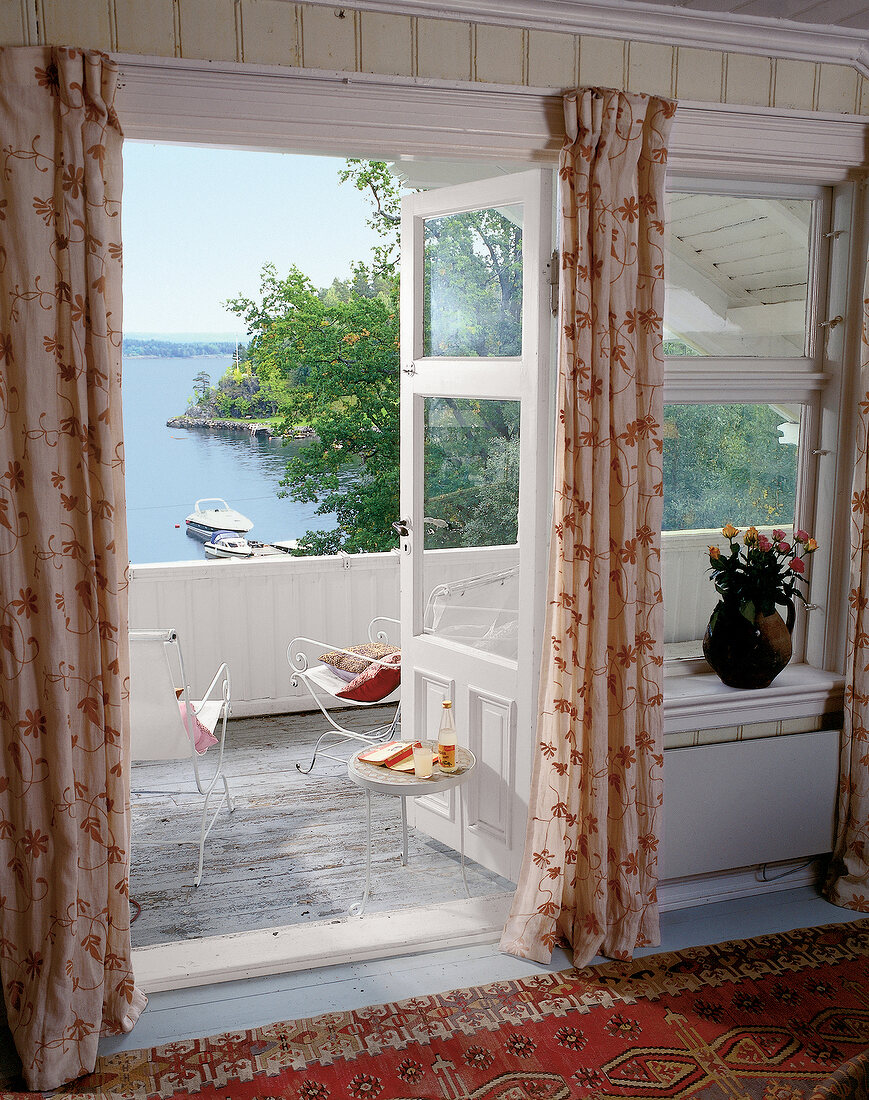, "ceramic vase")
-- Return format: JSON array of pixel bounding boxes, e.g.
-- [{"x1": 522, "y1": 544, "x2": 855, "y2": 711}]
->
[{"x1": 701, "y1": 600, "x2": 795, "y2": 689}]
